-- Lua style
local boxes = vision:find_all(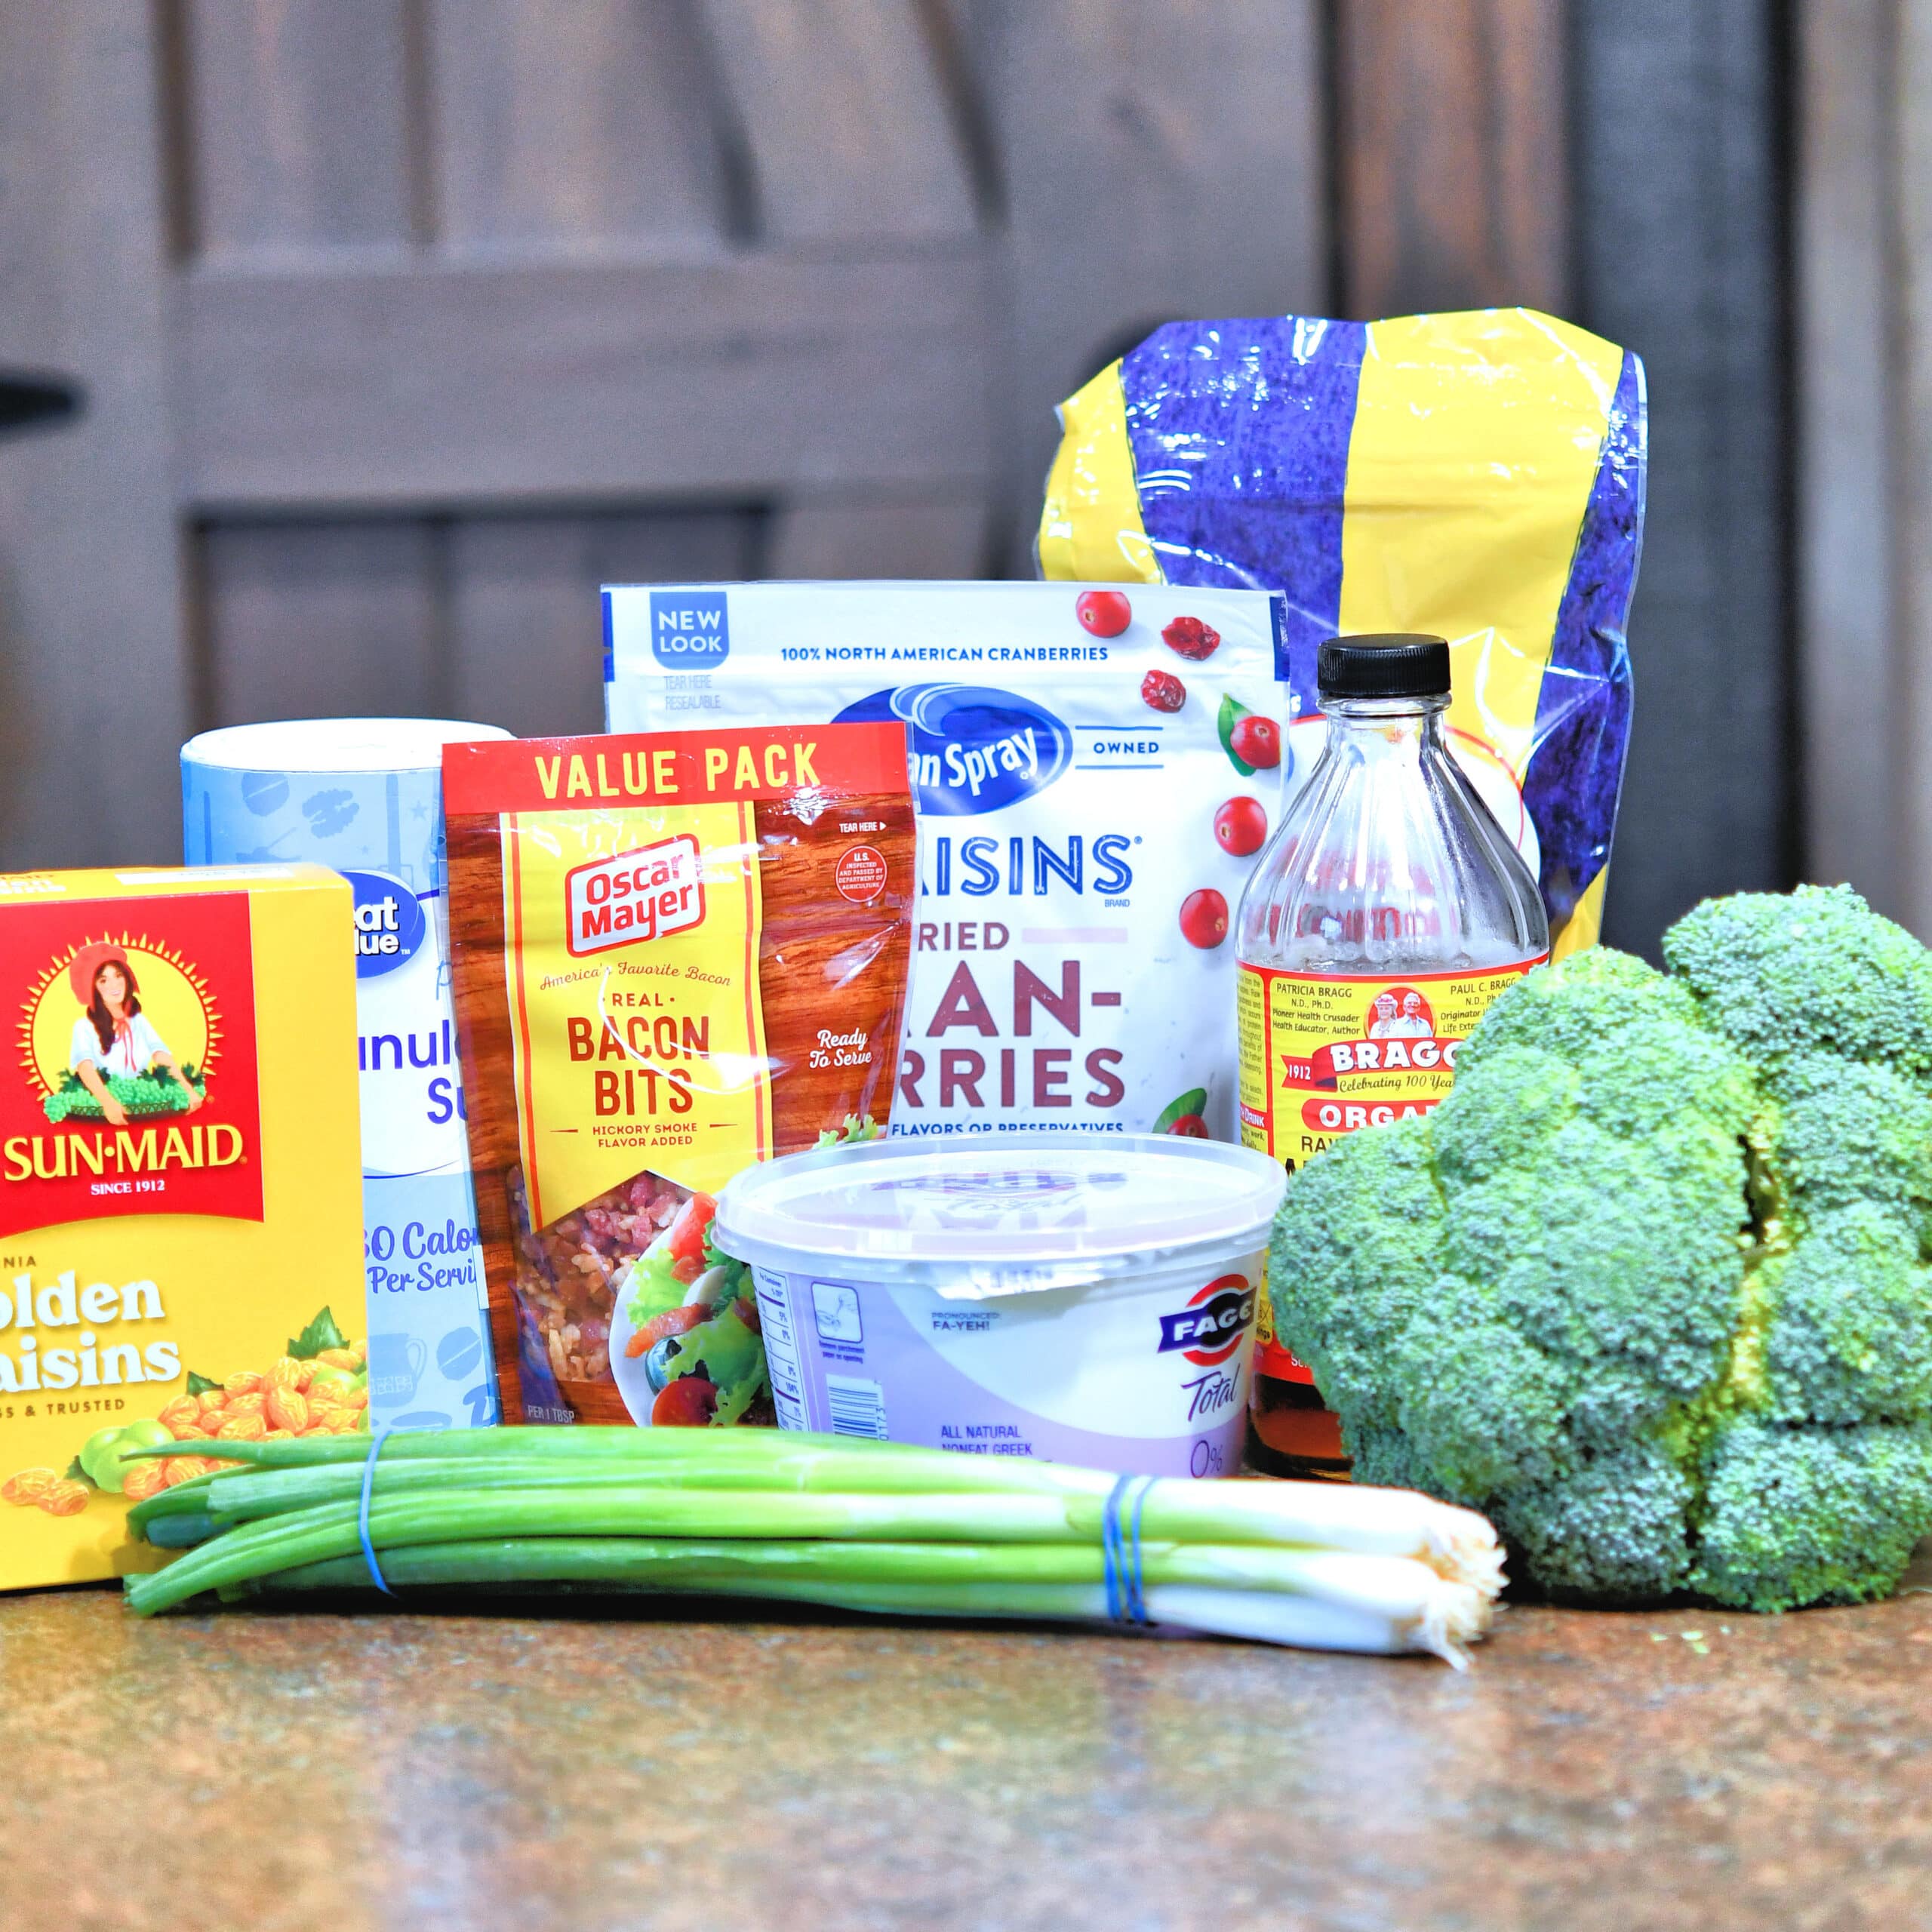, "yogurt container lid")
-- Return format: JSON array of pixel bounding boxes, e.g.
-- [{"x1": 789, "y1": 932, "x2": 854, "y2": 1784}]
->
[
  {"x1": 182, "y1": 717, "x2": 511, "y2": 774},
  {"x1": 715, "y1": 1131, "x2": 1287, "y2": 1298}
]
